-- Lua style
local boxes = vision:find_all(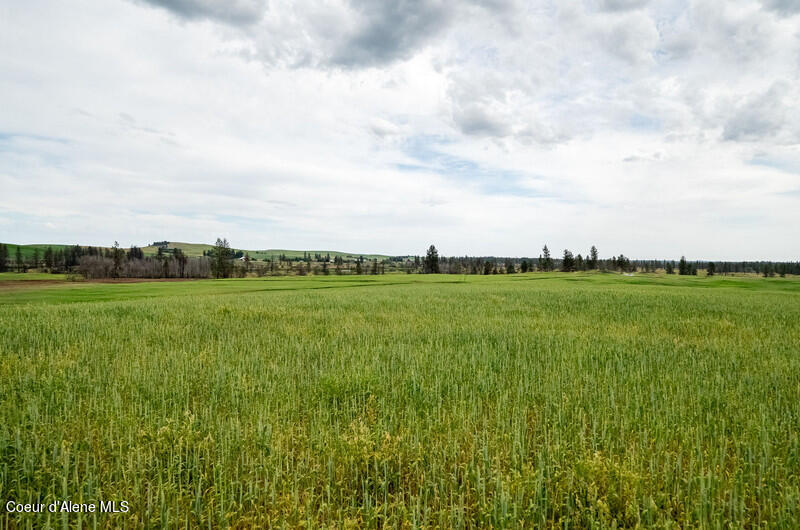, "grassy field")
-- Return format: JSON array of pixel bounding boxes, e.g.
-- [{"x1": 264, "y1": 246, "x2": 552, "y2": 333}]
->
[
  {"x1": 1, "y1": 273, "x2": 799, "y2": 527},
  {"x1": 0, "y1": 272, "x2": 69, "y2": 282}
]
